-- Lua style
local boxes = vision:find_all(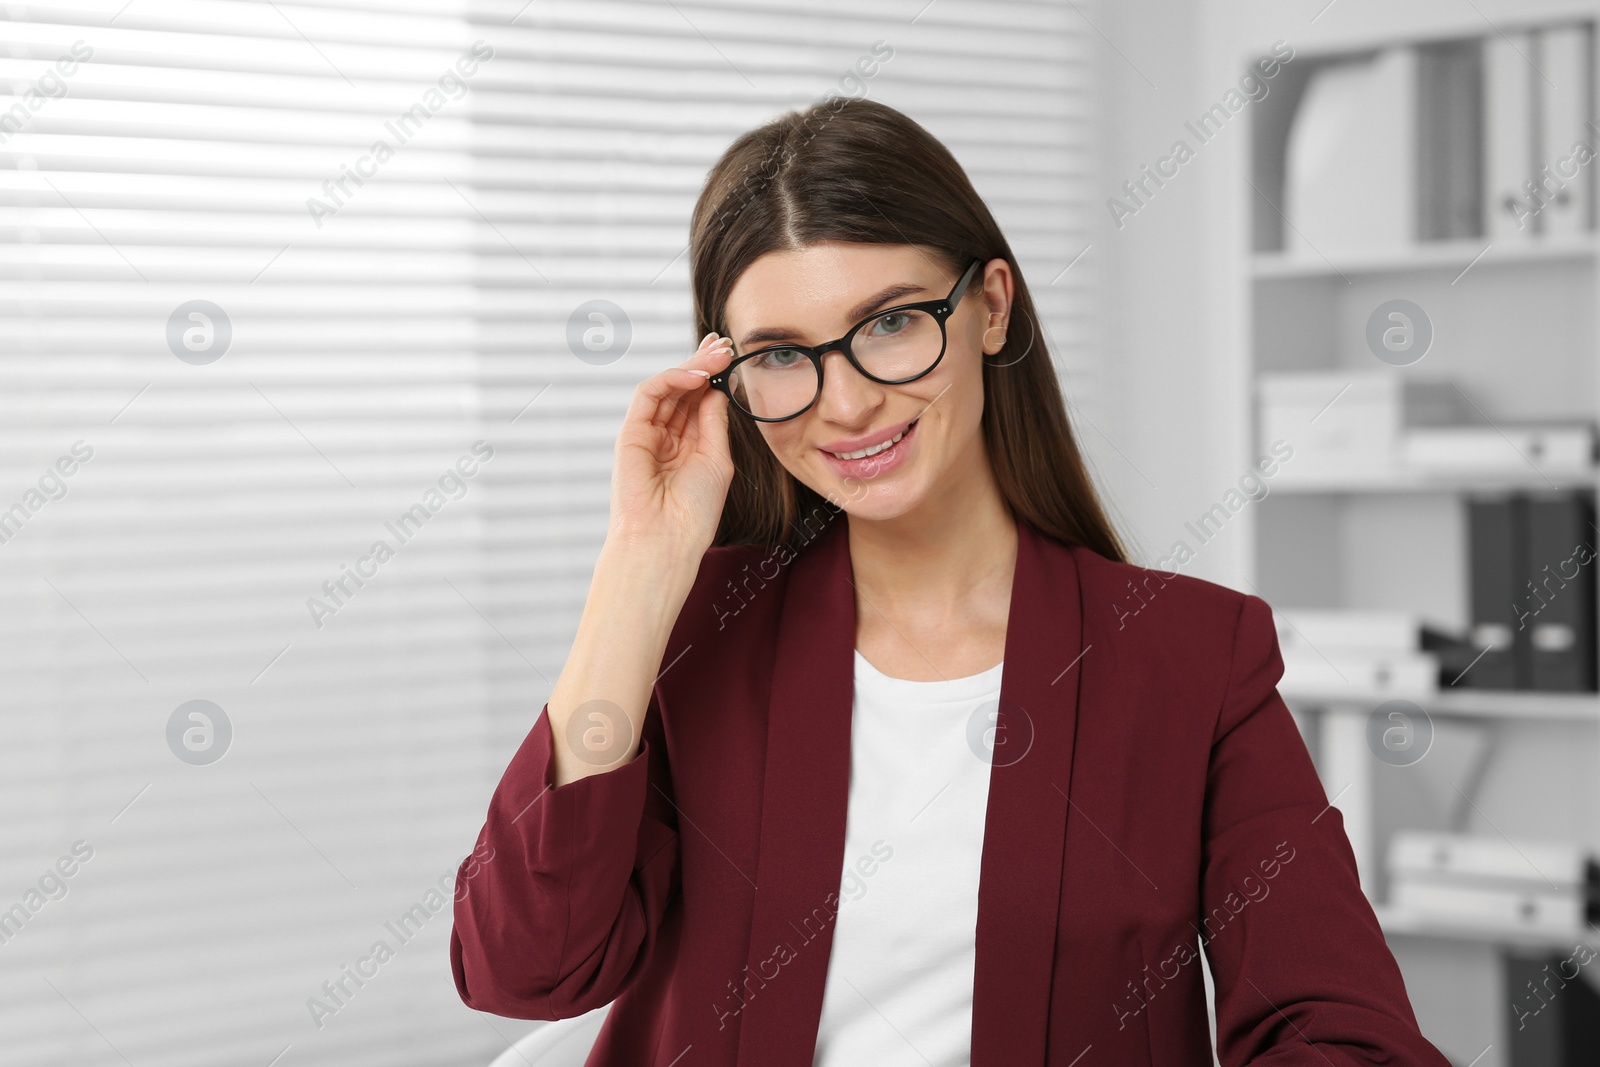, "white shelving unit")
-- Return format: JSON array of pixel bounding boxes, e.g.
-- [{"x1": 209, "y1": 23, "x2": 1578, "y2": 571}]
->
[{"x1": 1241, "y1": 14, "x2": 1600, "y2": 981}]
